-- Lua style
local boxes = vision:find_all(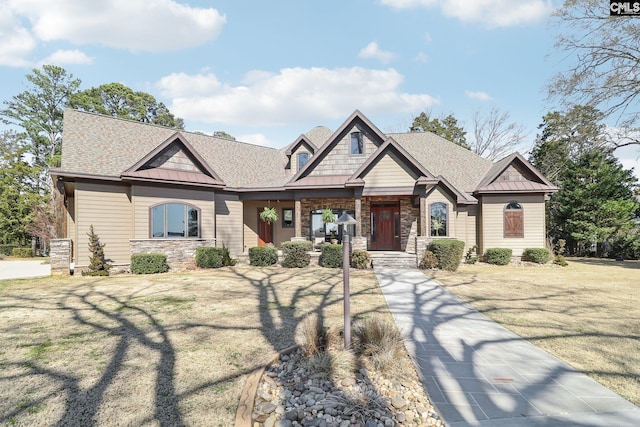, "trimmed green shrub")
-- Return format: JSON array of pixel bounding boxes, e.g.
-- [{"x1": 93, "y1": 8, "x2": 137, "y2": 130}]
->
[
  {"x1": 350, "y1": 249, "x2": 370, "y2": 269},
  {"x1": 130, "y1": 253, "x2": 169, "y2": 274},
  {"x1": 522, "y1": 248, "x2": 551, "y2": 264},
  {"x1": 420, "y1": 250, "x2": 438, "y2": 269},
  {"x1": 12, "y1": 247, "x2": 33, "y2": 258},
  {"x1": 0, "y1": 244, "x2": 20, "y2": 256},
  {"x1": 485, "y1": 248, "x2": 512, "y2": 265},
  {"x1": 281, "y1": 241, "x2": 312, "y2": 268},
  {"x1": 428, "y1": 239, "x2": 465, "y2": 271},
  {"x1": 319, "y1": 244, "x2": 343, "y2": 268},
  {"x1": 195, "y1": 247, "x2": 225, "y2": 268},
  {"x1": 248, "y1": 246, "x2": 278, "y2": 266}
]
